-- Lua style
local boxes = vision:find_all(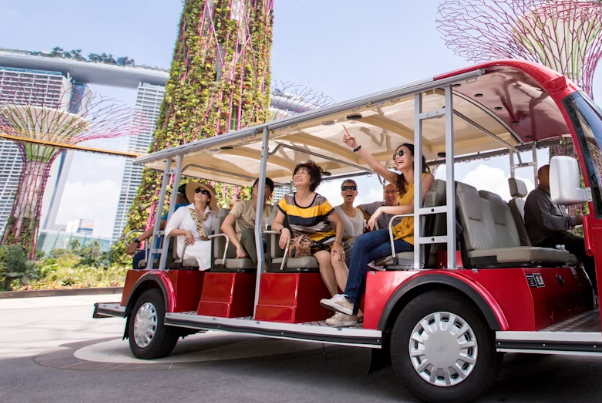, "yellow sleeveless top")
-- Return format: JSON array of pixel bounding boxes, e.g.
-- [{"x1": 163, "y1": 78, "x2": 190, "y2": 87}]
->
[{"x1": 391, "y1": 173, "x2": 427, "y2": 245}]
